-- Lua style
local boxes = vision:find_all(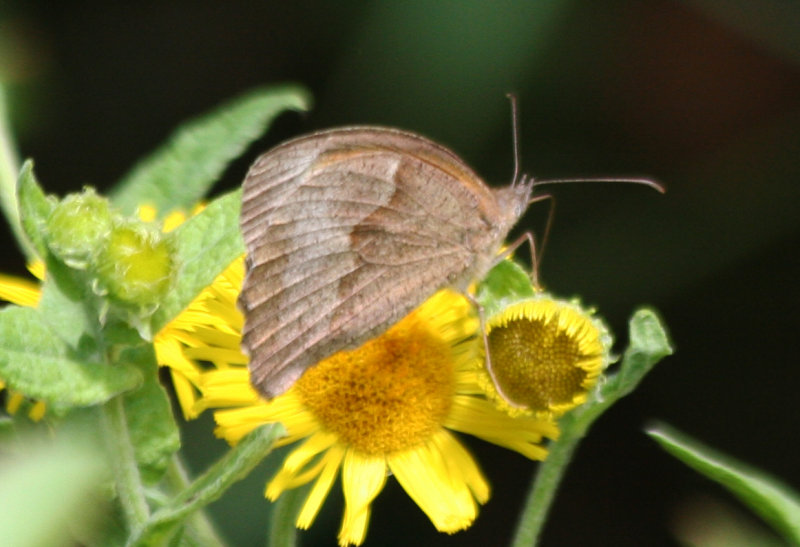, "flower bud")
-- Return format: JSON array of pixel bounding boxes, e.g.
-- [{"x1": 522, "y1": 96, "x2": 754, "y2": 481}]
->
[
  {"x1": 46, "y1": 187, "x2": 113, "y2": 268},
  {"x1": 96, "y1": 220, "x2": 176, "y2": 307}
]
